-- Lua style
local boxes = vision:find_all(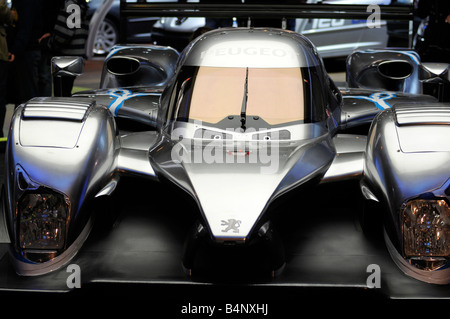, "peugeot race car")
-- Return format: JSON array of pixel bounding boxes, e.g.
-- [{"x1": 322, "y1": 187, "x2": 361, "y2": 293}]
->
[{"x1": 1, "y1": 27, "x2": 449, "y2": 285}]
